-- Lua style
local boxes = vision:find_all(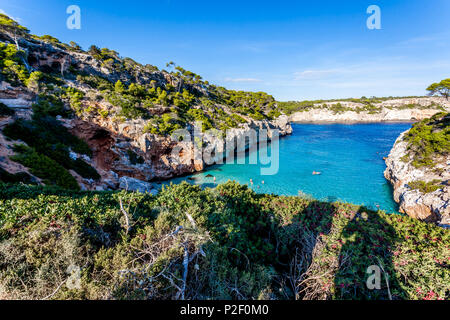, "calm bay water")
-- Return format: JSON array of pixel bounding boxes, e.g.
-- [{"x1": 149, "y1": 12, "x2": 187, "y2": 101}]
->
[{"x1": 163, "y1": 123, "x2": 412, "y2": 213}]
